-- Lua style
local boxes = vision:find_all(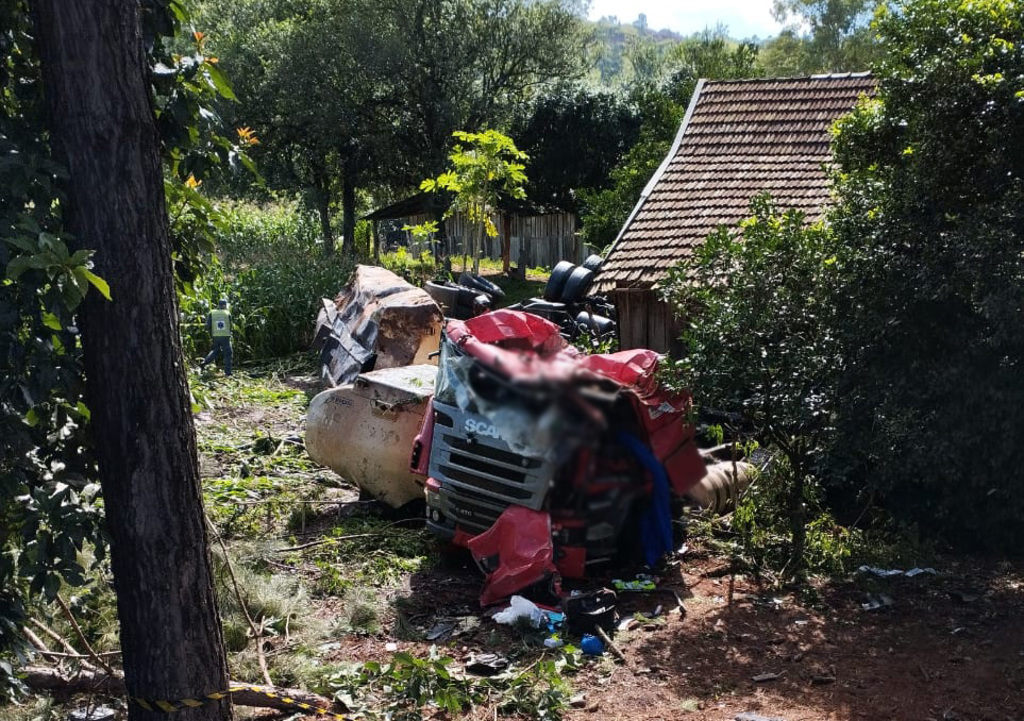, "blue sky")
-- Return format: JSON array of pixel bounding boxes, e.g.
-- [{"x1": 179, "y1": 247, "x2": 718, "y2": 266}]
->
[{"x1": 587, "y1": 0, "x2": 784, "y2": 40}]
